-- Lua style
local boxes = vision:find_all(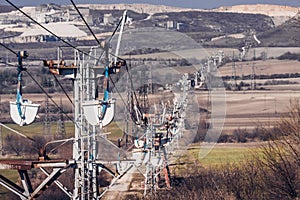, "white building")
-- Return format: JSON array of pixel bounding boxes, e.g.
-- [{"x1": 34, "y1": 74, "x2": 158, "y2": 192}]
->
[
  {"x1": 166, "y1": 20, "x2": 175, "y2": 29},
  {"x1": 18, "y1": 22, "x2": 87, "y2": 42},
  {"x1": 103, "y1": 13, "x2": 115, "y2": 25}
]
